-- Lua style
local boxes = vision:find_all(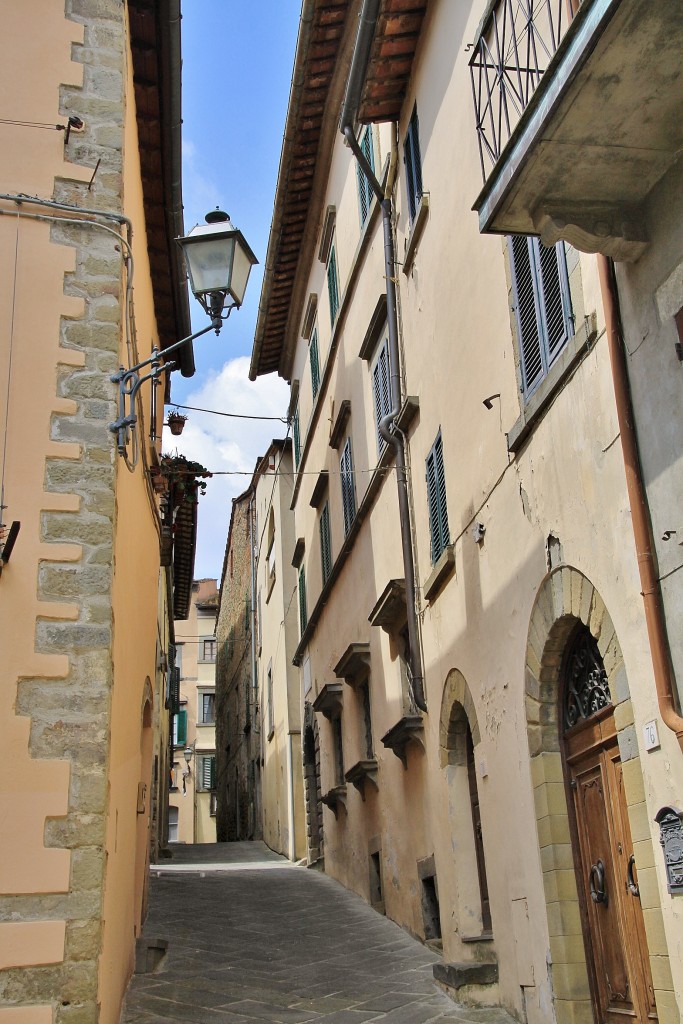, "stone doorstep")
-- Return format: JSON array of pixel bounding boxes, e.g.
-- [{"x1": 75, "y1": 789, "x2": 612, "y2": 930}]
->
[
  {"x1": 433, "y1": 959, "x2": 499, "y2": 993},
  {"x1": 135, "y1": 937, "x2": 168, "y2": 974}
]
